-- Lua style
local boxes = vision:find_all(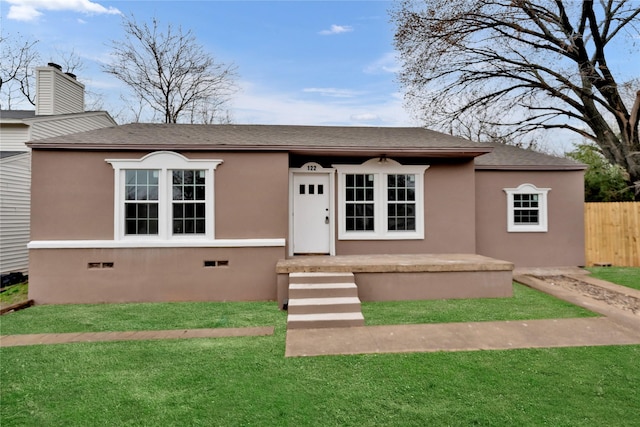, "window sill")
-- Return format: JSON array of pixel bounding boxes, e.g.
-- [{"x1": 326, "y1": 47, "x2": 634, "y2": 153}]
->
[{"x1": 28, "y1": 238, "x2": 286, "y2": 249}]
